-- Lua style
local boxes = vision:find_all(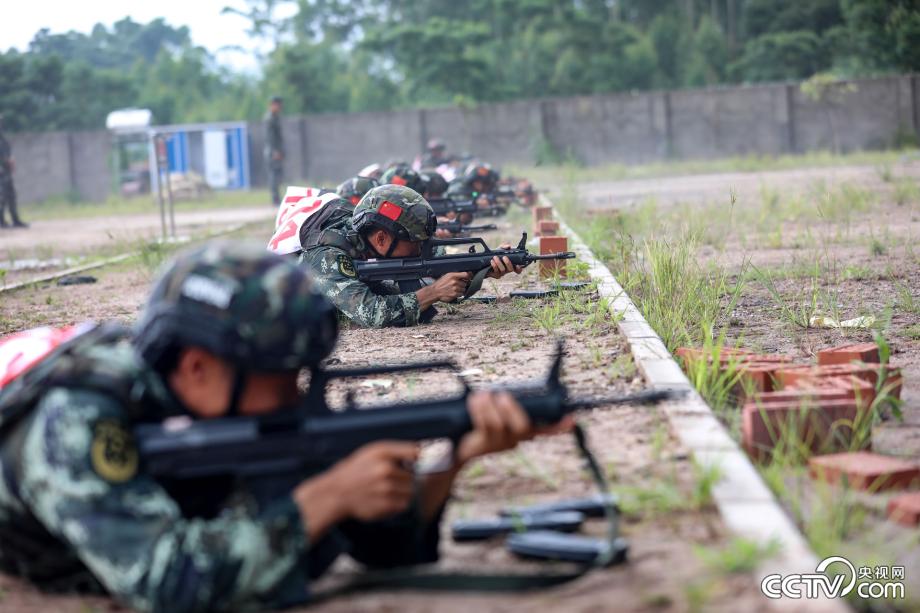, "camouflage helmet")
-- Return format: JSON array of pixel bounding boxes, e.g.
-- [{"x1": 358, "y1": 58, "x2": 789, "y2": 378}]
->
[
  {"x1": 463, "y1": 162, "x2": 499, "y2": 189},
  {"x1": 381, "y1": 163, "x2": 427, "y2": 194},
  {"x1": 419, "y1": 168, "x2": 448, "y2": 197},
  {"x1": 134, "y1": 242, "x2": 338, "y2": 372},
  {"x1": 352, "y1": 185, "x2": 436, "y2": 242},
  {"x1": 336, "y1": 175, "x2": 380, "y2": 205}
]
